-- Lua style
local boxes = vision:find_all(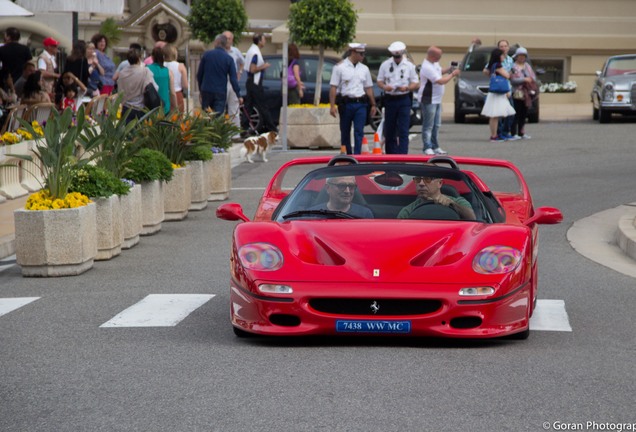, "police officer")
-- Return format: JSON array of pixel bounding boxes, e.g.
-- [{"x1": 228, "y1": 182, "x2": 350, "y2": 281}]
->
[
  {"x1": 377, "y1": 41, "x2": 419, "y2": 154},
  {"x1": 329, "y1": 43, "x2": 377, "y2": 155}
]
